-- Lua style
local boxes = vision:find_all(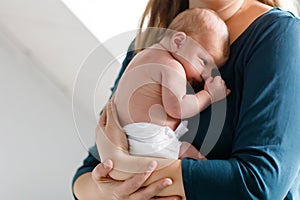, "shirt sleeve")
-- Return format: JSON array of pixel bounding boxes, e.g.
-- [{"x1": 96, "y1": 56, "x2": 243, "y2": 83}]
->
[
  {"x1": 182, "y1": 16, "x2": 300, "y2": 199},
  {"x1": 72, "y1": 40, "x2": 136, "y2": 198}
]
